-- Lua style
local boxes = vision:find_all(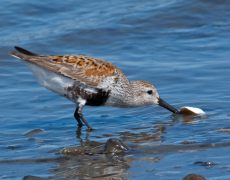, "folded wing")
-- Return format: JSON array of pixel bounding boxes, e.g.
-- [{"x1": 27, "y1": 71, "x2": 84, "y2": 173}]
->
[{"x1": 10, "y1": 46, "x2": 125, "y2": 87}]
